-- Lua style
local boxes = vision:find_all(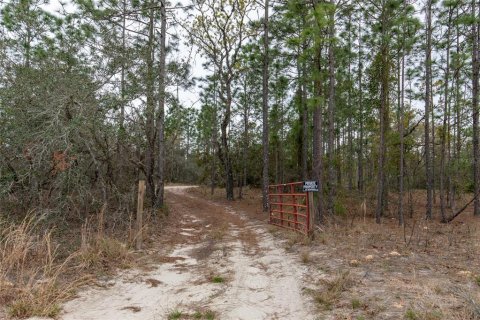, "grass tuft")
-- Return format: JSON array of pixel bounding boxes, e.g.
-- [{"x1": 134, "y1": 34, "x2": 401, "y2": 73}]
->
[
  {"x1": 204, "y1": 309, "x2": 216, "y2": 319},
  {"x1": 212, "y1": 276, "x2": 225, "y2": 283},
  {"x1": 301, "y1": 251, "x2": 311, "y2": 264},
  {"x1": 77, "y1": 236, "x2": 132, "y2": 273},
  {"x1": 168, "y1": 309, "x2": 183, "y2": 320},
  {"x1": 191, "y1": 308, "x2": 216, "y2": 319},
  {"x1": 405, "y1": 308, "x2": 418, "y2": 320},
  {"x1": 312, "y1": 271, "x2": 353, "y2": 310},
  {"x1": 7, "y1": 299, "x2": 61, "y2": 318},
  {"x1": 351, "y1": 298, "x2": 362, "y2": 309}
]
